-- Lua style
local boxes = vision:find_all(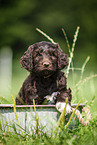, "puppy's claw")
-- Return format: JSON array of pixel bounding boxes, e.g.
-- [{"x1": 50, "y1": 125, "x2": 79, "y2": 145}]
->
[{"x1": 56, "y1": 102, "x2": 72, "y2": 115}]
